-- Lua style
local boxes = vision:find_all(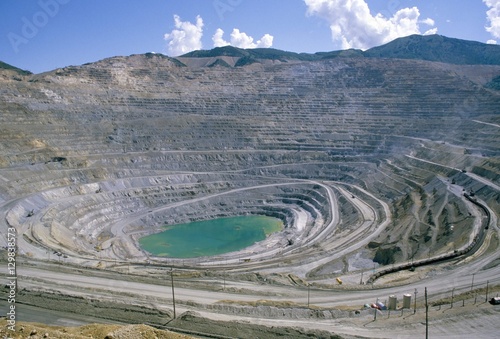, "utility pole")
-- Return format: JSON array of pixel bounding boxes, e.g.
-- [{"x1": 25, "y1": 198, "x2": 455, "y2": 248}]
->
[
  {"x1": 414, "y1": 288, "x2": 418, "y2": 314},
  {"x1": 451, "y1": 288, "x2": 454, "y2": 308},
  {"x1": 307, "y1": 284, "x2": 310, "y2": 308},
  {"x1": 425, "y1": 287, "x2": 429, "y2": 339},
  {"x1": 471, "y1": 273, "x2": 475, "y2": 291},
  {"x1": 371, "y1": 264, "x2": 375, "y2": 289},
  {"x1": 485, "y1": 280, "x2": 489, "y2": 302},
  {"x1": 170, "y1": 268, "x2": 176, "y2": 319}
]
